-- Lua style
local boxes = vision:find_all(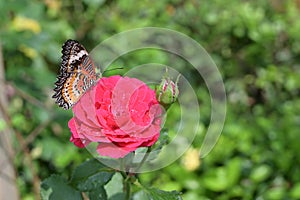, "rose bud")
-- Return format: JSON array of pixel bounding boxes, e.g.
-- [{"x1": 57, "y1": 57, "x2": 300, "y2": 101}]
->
[{"x1": 156, "y1": 72, "x2": 180, "y2": 108}]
